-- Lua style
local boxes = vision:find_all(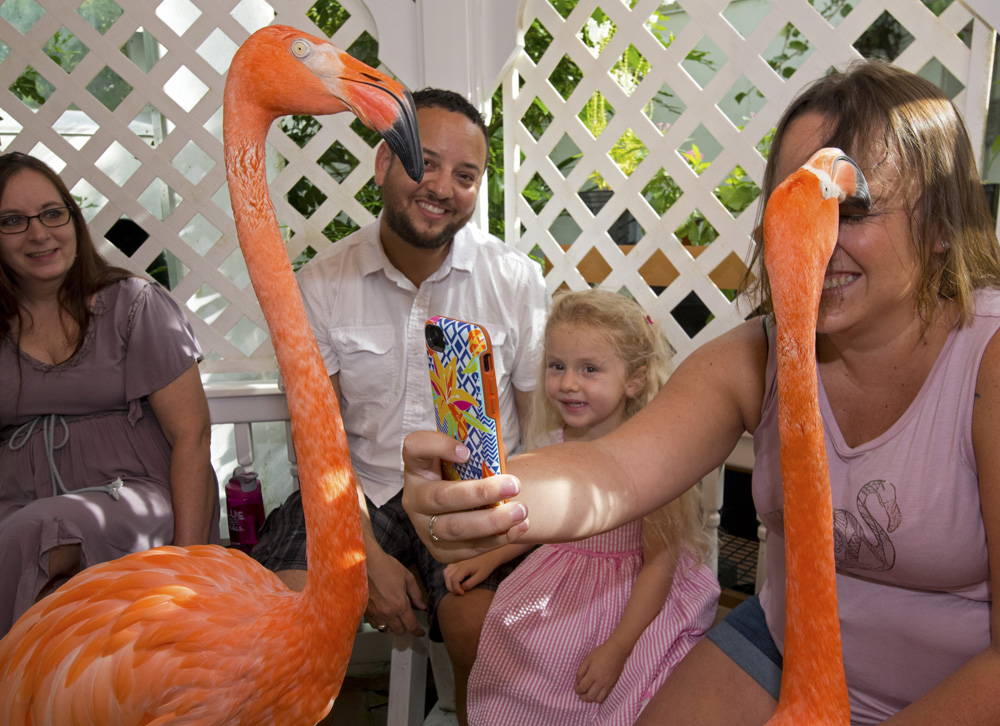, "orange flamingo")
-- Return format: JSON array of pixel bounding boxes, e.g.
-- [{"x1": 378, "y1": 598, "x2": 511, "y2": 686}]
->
[
  {"x1": 0, "y1": 25, "x2": 423, "y2": 725},
  {"x1": 762, "y1": 147, "x2": 870, "y2": 725}
]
